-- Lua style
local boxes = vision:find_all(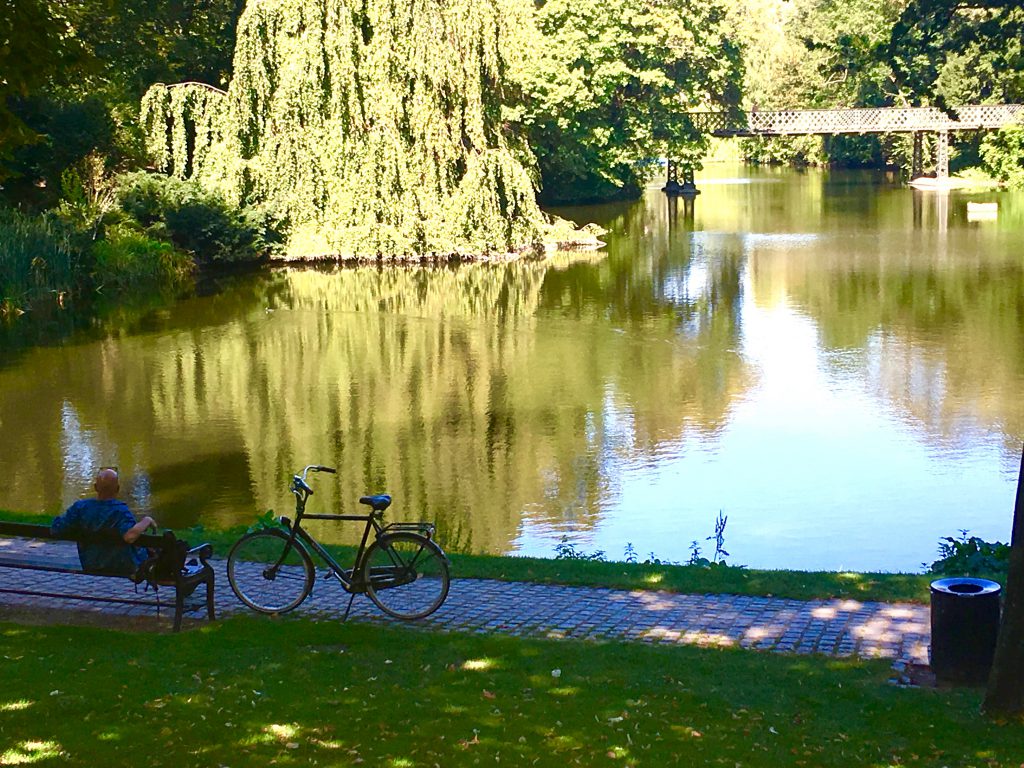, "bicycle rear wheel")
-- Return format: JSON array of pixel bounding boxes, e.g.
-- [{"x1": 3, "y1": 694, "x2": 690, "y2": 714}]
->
[
  {"x1": 227, "y1": 529, "x2": 315, "y2": 614},
  {"x1": 363, "y1": 532, "x2": 450, "y2": 620}
]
